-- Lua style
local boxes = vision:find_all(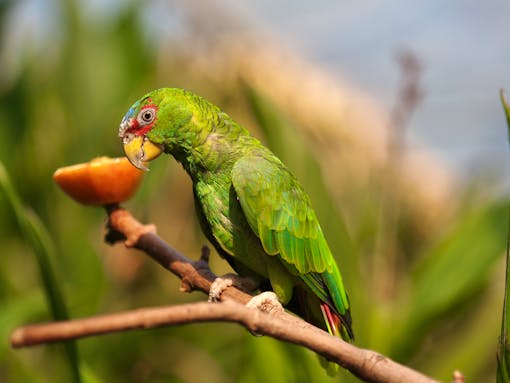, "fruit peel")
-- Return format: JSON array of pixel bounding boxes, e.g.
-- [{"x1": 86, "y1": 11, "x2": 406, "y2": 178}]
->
[{"x1": 53, "y1": 157, "x2": 143, "y2": 205}]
